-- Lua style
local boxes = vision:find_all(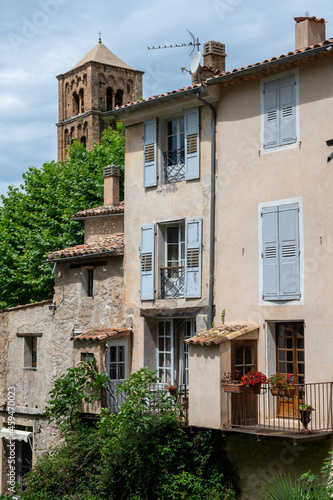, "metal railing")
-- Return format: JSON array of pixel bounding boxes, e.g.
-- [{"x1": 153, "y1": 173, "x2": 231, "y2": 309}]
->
[
  {"x1": 107, "y1": 382, "x2": 188, "y2": 425},
  {"x1": 160, "y1": 266, "x2": 185, "y2": 298},
  {"x1": 163, "y1": 149, "x2": 185, "y2": 183},
  {"x1": 223, "y1": 382, "x2": 333, "y2": 438}
]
